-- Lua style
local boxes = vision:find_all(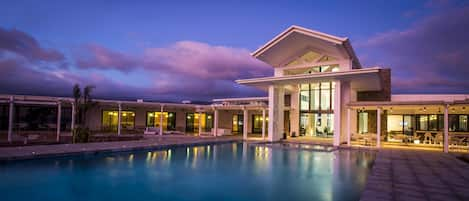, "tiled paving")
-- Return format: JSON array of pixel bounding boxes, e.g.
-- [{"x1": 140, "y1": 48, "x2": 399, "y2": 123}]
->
[
  {"x1": 0, "y1": 135, "x2": 241, "y2": 161},
  {"x1": 360, "y1": 149, "x2": 469, "y2": 201}
]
